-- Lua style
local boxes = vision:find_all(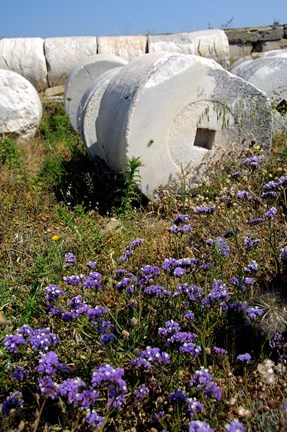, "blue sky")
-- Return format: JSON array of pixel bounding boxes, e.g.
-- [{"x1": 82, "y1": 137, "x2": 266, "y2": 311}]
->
[{"x1": 1, "y1": 0, "x2": 286, "y2": 38}]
